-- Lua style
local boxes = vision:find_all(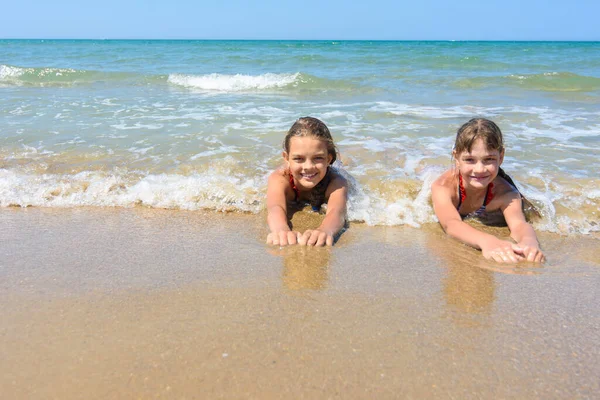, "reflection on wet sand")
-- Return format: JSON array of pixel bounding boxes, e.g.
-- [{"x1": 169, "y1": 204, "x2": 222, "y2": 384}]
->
[
  {"x1": 424, "y1": 229, "x2": 496, "y2": 320},
  {"x1": 443, "y1": 257, "x2": 495, "y2": 315},
  {"x1": 424, "y1": 223, "x2": 547, "y2": 329},
  {"x1": 270, "y1": 246, "x2": 331, "y2": 291},
  {"x1": 283, "y1": 247, "x2": 330, "y2": 291}
]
